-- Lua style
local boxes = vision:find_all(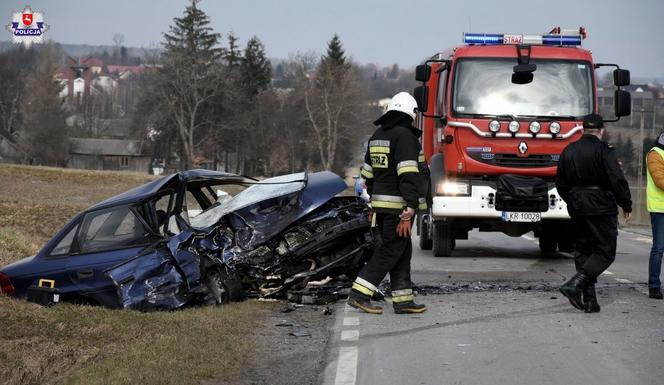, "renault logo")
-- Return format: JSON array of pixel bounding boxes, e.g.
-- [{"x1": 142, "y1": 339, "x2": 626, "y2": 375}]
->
[{"x1": 518, "y1": 141, "x2": 528, "y2": 154}]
